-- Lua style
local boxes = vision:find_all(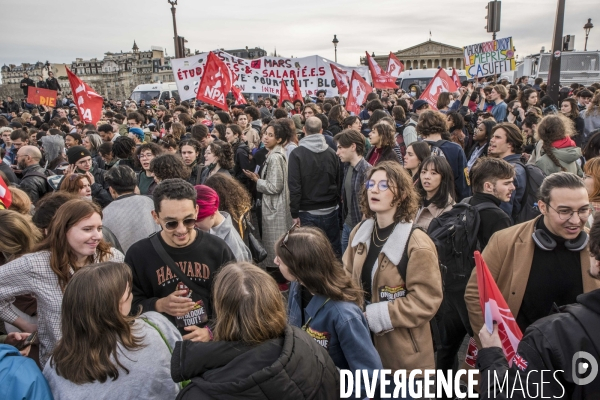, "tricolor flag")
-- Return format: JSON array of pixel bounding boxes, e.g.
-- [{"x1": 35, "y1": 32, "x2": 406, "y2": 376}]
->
[
  {"x1": 475, "y1": 251, "x2": 523, "y2": 366},
  {"x1": 0, "y1": 175, "x2": 12, "y2": 209}
]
